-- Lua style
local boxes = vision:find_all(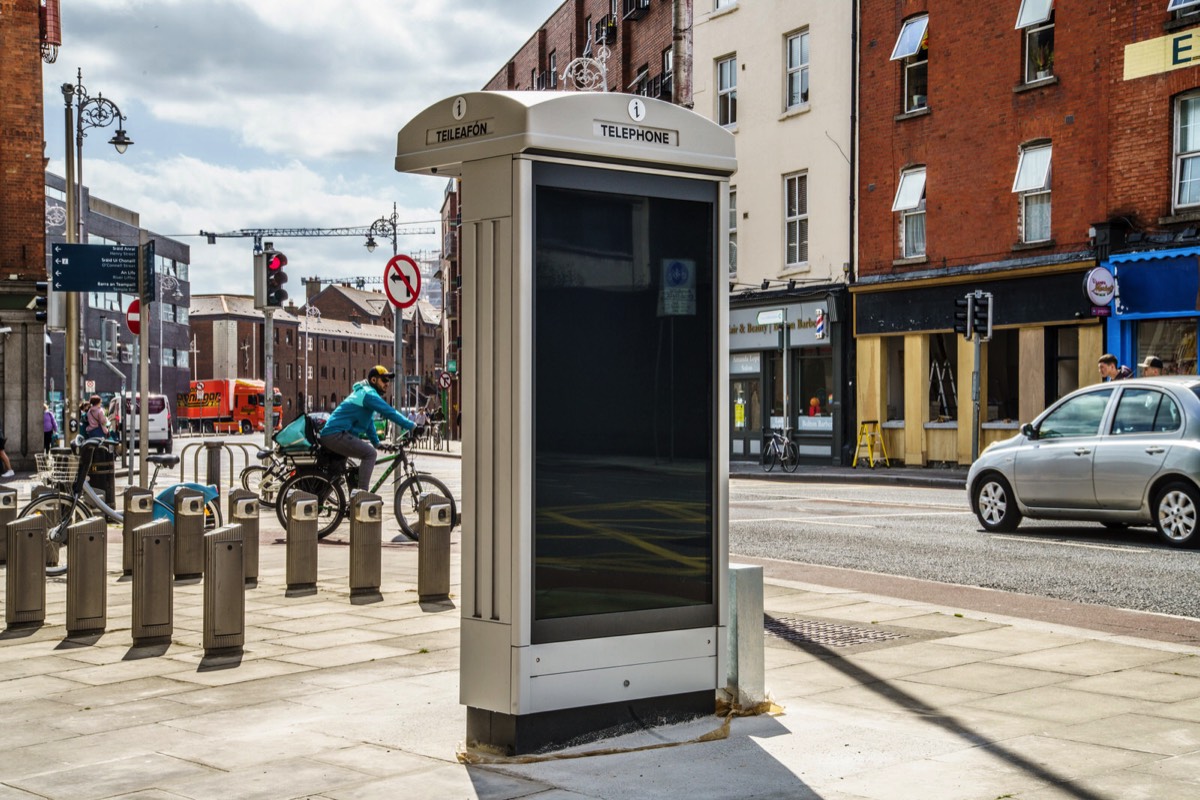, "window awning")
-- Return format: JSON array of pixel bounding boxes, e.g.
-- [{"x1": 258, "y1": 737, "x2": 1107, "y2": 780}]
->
[
  {"x1": 892, "y1": 168, "x2": 926, "y2": 211},
  {"x1": 1110, "y1": 246, "x2": 1200, "y2": 263},
  {"x1": 1016, "y1": 0, "x2": 1054, "y2": 29},
  {"x1": 890, "y1": 15, "x2": 928, "y2": 61},
  {"x1": 1013, "y1": 145, "x2": 1052, "y2": 193}
]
